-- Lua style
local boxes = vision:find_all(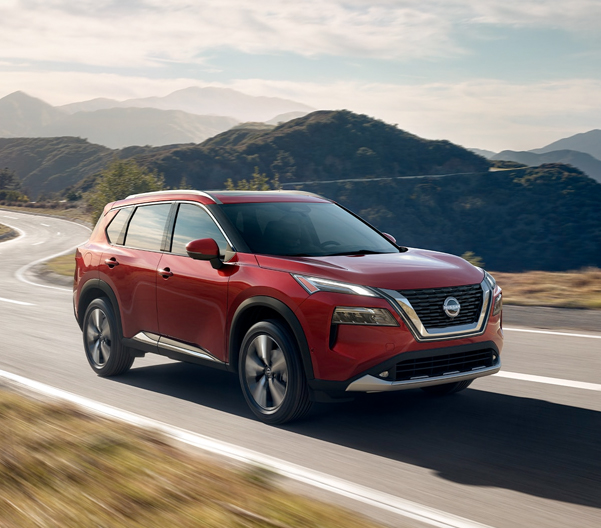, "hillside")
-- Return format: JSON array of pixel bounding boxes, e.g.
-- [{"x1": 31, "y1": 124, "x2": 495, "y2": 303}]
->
[
  {"x1": 138, "y1": 110, "x2": 490, "y2": 189},
  {"x1": 531, "y1": 129, "x2": 601, "y2": 160},
  {"x1": 300, "y1": 163, "x2": 601, "y2": 272},
  {"x1": 0, "y1": 138, "x2": 180, "y2": 198},
  {"x1": 492, "y1": 149, "x2": 601, "y2": 183}
]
